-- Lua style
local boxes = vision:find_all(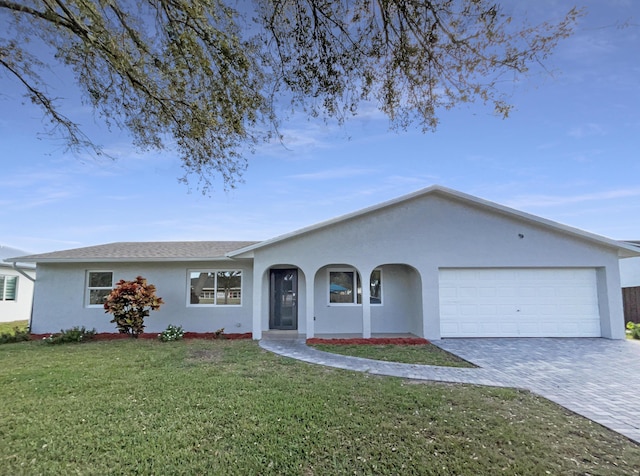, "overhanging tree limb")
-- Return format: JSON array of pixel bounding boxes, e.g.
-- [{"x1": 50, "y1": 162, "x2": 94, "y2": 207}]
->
[{"x1": 0, "y1": 0, "x2": 582, "y2": 192}]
